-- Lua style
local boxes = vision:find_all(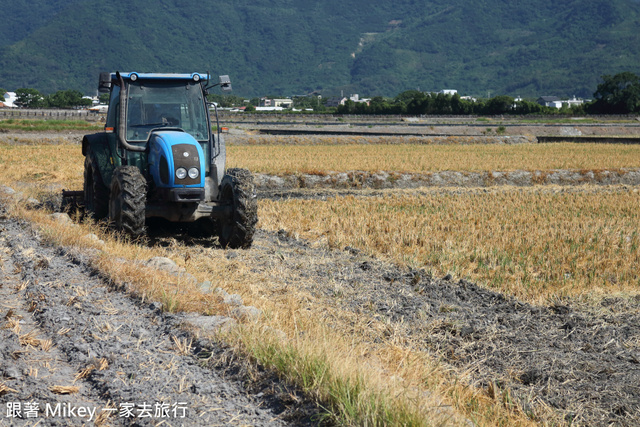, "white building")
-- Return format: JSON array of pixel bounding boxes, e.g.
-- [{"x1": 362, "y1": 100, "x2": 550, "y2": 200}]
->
[
  {"x1": 564, "y1": 96, "x2": 584, "y2": 108},
  {"x1": 537, "y1": 96, "x2": 584, "y2": 109},
  {"x1": 255, "y1": 106, "x2": 284, "y2": 111},
  {"x1": 259, "y1": 97, "x2": 293, "y2": 108},
  {"x1": 2, "y1": 92, "x2": 17, "y2": 108},
  {"x1": 349, "y1": 94, "x2": 371, "y2": 105},
  {"x1": 83, "y1": 96, "x2": 99, "y2": 106}
]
